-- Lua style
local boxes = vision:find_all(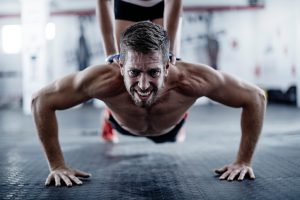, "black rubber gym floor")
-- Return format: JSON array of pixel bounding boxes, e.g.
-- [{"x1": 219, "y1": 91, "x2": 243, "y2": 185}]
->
[{"x1": 1, "y1": 103, "x2": 300, "y2": 200}]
